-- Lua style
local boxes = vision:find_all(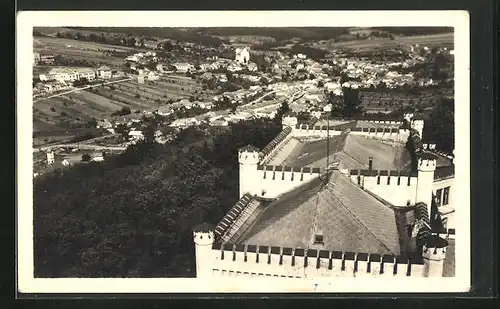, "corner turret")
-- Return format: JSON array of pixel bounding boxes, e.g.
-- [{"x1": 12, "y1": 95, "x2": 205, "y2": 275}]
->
[
  {"x1": 416, "y1": 158, "x2": 437, "y2": 218},
  {"x1": 422, "y1": 234, "x2": 448, "y2": 277},
  {"x1": 193, "y1": 223, "x2": 215, "y2": 278},
  {"x1": 238, "y1": 145, "x2": 260, "y2": 198},
  {"x1": 282, "y1": 113, "x2": 298, "y2": 129},
  {"x1": 411, "y1": 118, "x2": 424, "y2": 139}
]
